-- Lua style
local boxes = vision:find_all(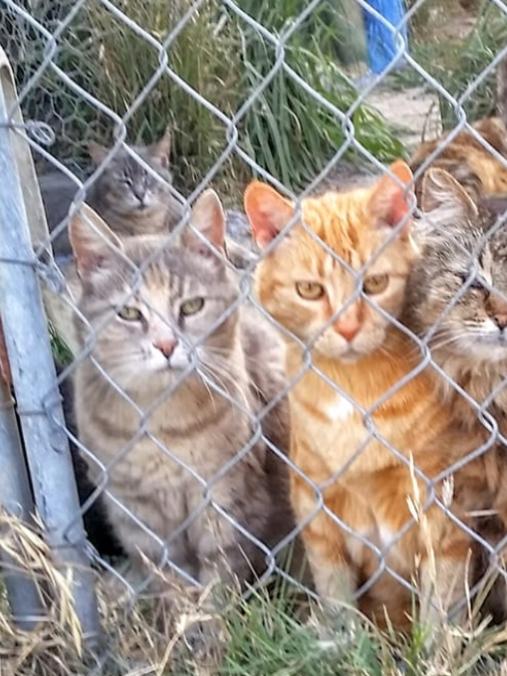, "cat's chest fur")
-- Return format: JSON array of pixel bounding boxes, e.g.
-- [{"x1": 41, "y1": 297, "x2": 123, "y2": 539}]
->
[
  {"x1": 75, "y1": 370, "x2": 255, "y2": 492},
  {"x1": 95, "y1": 205, "x2": 171, "y2": 237},
  {"x1": 75, "y1": 371, "x2": 264, "y2": 564},
  {"x1": 289, "y1": 372, "x2": 384, "y2": 478},
  {"x1": 437, "y1": 352, "x2": 507, "y2": 434},
  {"x1": 286, "y1": 338, "x2": 458, "y2": 480}
]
